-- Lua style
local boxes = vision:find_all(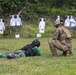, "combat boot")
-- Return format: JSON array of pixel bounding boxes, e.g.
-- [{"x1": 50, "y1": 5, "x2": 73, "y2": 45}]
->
[
  {"x1": 66, "y1": 50, "x2": 70, "y2": 57},
  {"x1": 63, "y1": 51, "x2": 66, "y2": 56},
  {"x1": 52, "y1": 53, "x2": 58, "y2": 57}
]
